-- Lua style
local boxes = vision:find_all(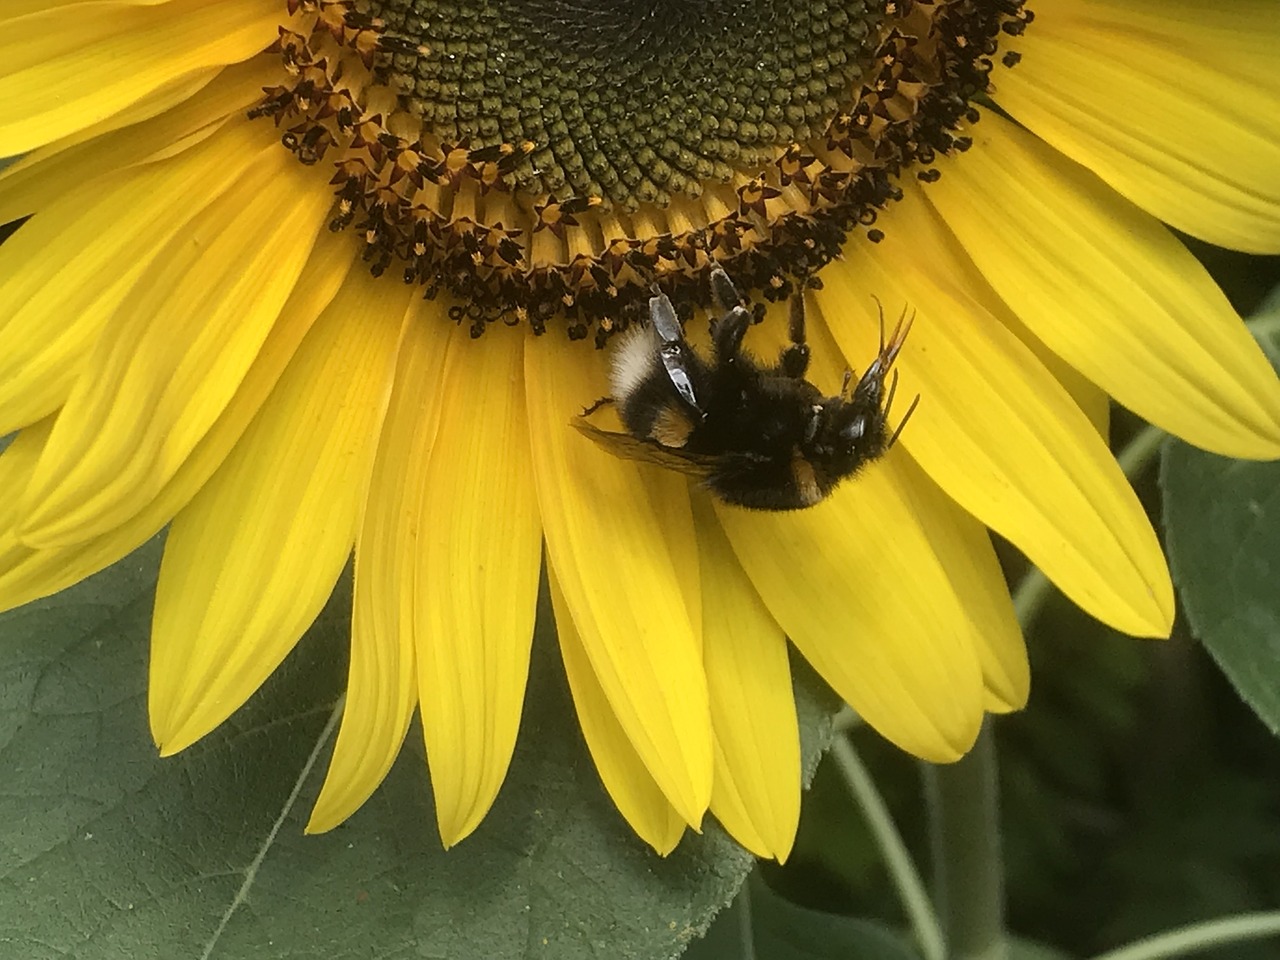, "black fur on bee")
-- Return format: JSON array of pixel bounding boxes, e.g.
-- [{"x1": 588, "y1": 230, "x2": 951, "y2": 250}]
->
[{"x1": 574, "y1": 268, "x2": 920, "y2": 510}]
